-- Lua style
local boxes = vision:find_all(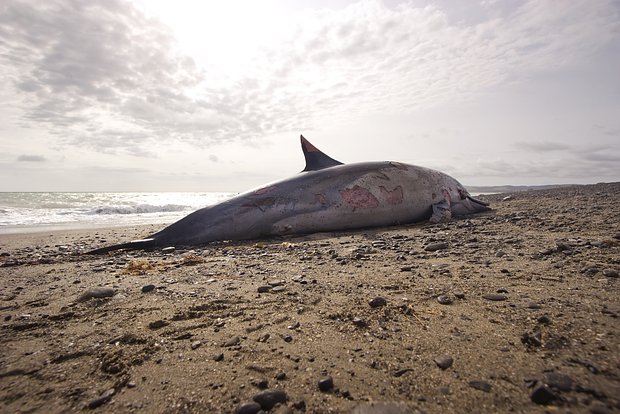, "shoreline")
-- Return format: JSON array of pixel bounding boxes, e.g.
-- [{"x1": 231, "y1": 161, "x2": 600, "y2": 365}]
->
[{"x1": 1, "y1": 183, "x2": 619, "y2": 413}]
